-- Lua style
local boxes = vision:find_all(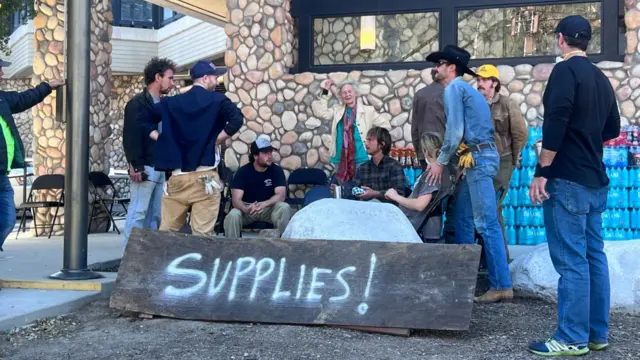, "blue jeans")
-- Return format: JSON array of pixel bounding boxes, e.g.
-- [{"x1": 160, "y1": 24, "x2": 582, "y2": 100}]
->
[
  {"x1": 544, "y1": 178, "x2": 609, "y2": 346},
  {"x1": 454, "y1": 146, "x2": 512, "y2": 290},
  {"x1": 123, "y1": 166, "x2": 164, "y2": 249},
  {"x1": 0, "y1": 175, "x2": 15, "y2": 250}
]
